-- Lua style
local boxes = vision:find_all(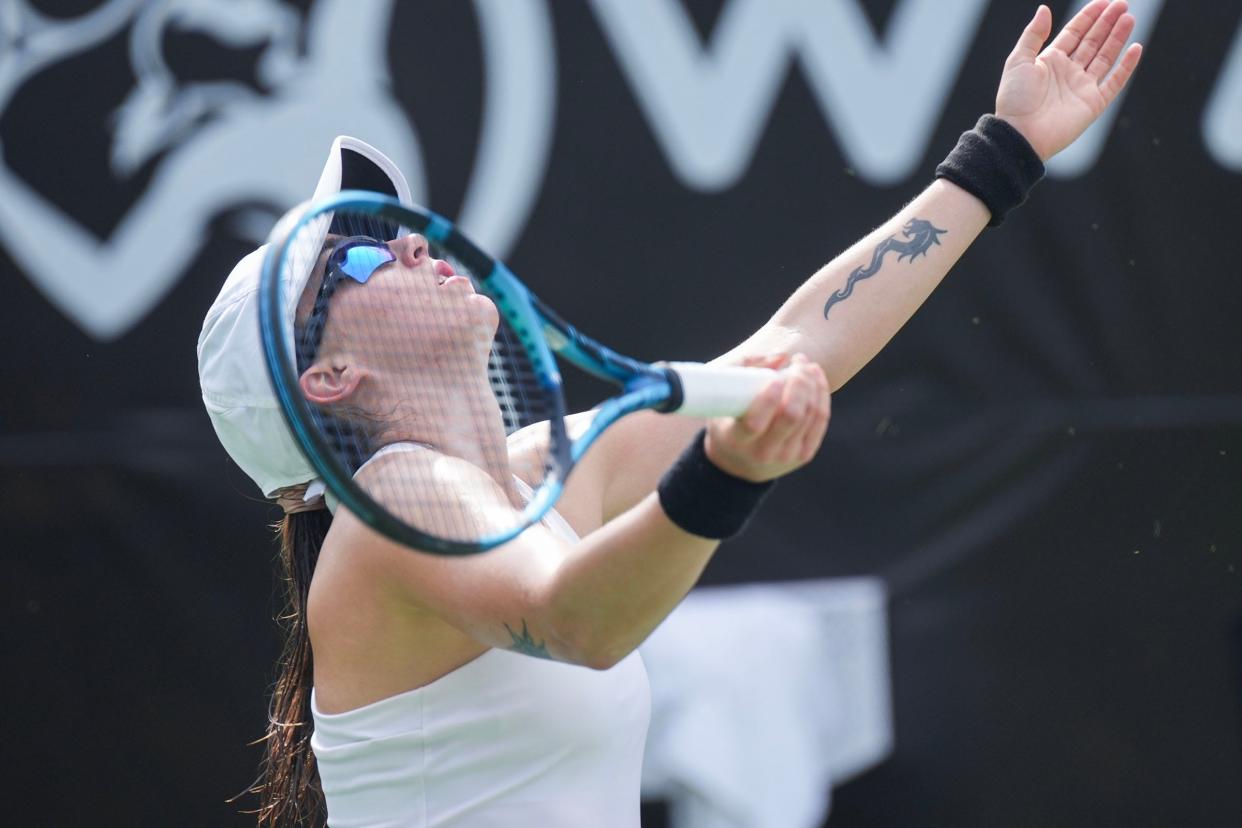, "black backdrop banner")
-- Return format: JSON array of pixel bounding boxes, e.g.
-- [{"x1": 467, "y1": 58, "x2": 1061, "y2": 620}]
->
[{"x1": 3, "y1": 1, "x2": 1240, "y2": 825}]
